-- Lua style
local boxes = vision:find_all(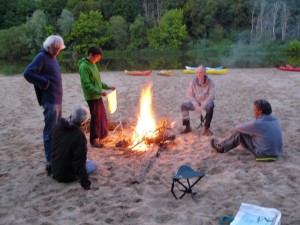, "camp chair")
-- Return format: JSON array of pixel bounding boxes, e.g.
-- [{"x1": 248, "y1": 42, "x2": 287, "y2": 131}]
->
[
  {"x1": 197, "y1": 114, "x2": 205, "y2": 129},
  {"x1": 171, "y1": 165, "x2": 206, "y2": 200}
]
